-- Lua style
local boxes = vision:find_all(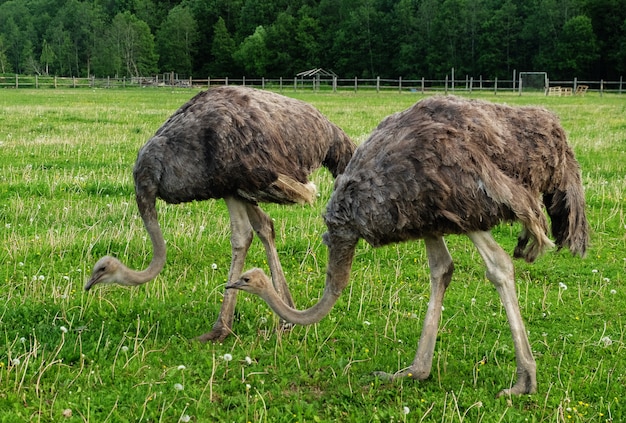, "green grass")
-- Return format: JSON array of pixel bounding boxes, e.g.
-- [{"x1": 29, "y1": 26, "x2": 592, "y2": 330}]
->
[{"x1": 1, "y1": 88, "x2": 624, "y2": 422}]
